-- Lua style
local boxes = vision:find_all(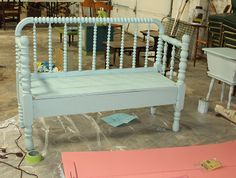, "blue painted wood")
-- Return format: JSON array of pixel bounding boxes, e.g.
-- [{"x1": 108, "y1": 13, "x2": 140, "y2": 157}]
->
[
  {"x1": 48, "y1": 23, "x2": 53, "y2": 72},
  {"x1": 15, "y1": 17, "x2": 190, "y2": 151},
  {"x1": 119, "y1": 25, "x2": 125, "y2": 69},
  {"x1": 78, "y1": 23, "x2": 83, "y2": 71},
  {"x1": 63, "y1": 23, "x2": 68, "y2": 72},
  {"x1": 31, "y1": 72, "x2": 177, "y2": 99},
  {"x1": 132, "y1": 24, "x2": 138, "y2": 68},
  {"x1": 105, "y1": 23, "x2": 112, "y2": 69},
  {"x1": 144, "y1": 24, "x2": 151, "y2": 68},
  {"x1": 33, "y1": 23, "x2": 37, "y2": 74}
]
